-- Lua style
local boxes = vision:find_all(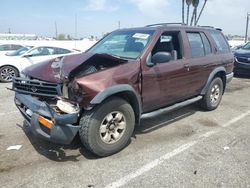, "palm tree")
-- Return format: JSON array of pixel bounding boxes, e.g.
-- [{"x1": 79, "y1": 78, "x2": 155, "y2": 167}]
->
[
  {"x1": 182, "y1": 0, "x2": 185, "y2": 24},
  {"x1": 186, "y1": 0, "x2": 192, "y2": 25},
  {"x1": 195, "y1": 0, "x2": 208, "y2": 25},
  {"x1": 190, "y1": 0, "x2": 199, "y2": 26}
]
